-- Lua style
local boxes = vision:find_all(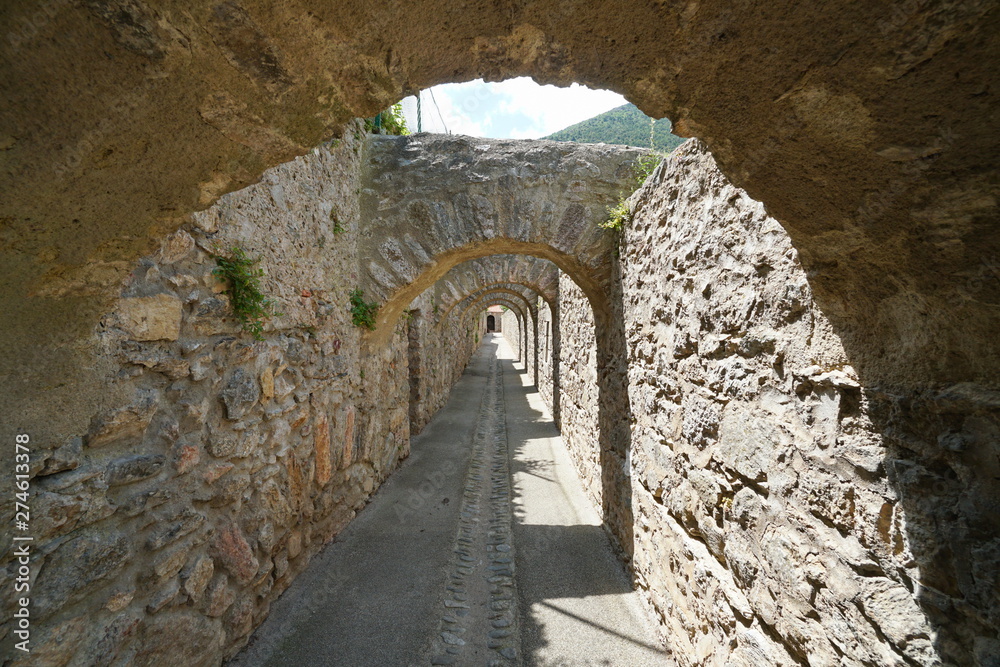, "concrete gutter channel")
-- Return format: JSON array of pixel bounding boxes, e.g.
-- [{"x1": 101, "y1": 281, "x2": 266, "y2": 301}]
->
[{"x1": 228, "y1": 334, "x2": 671, "y2": 666}]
